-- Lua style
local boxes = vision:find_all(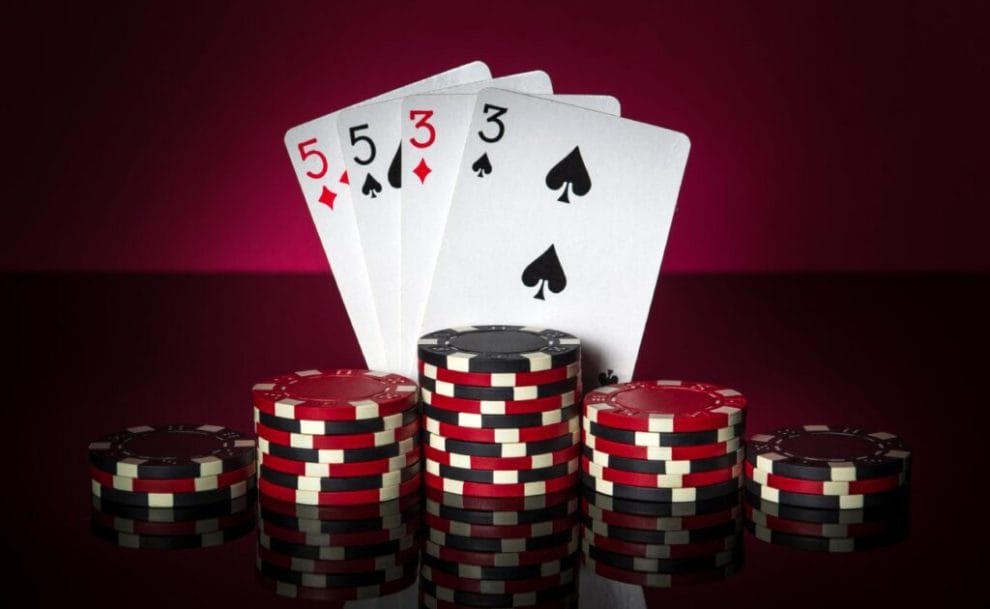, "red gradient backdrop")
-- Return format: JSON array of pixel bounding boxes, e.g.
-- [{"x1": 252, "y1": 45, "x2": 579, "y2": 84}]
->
[{"x1": 3, "y1": 0, "x2": 987, "y2": 272}]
